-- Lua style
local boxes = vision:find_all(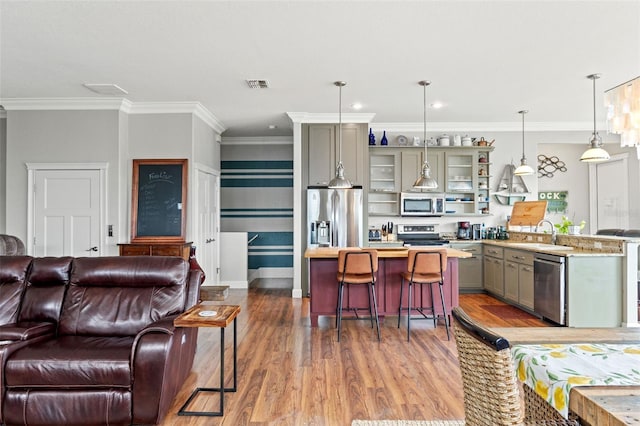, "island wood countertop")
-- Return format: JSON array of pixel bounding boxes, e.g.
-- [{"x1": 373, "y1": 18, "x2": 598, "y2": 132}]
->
[{"x1": 304, "y1": 246, "x2": 472, "y2": 259}]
